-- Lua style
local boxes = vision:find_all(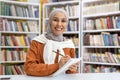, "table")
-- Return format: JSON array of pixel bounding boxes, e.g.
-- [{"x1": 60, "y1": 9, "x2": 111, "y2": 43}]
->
[{"x1": 0, "y1": 73, "x2": 120, "y2": 80}]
